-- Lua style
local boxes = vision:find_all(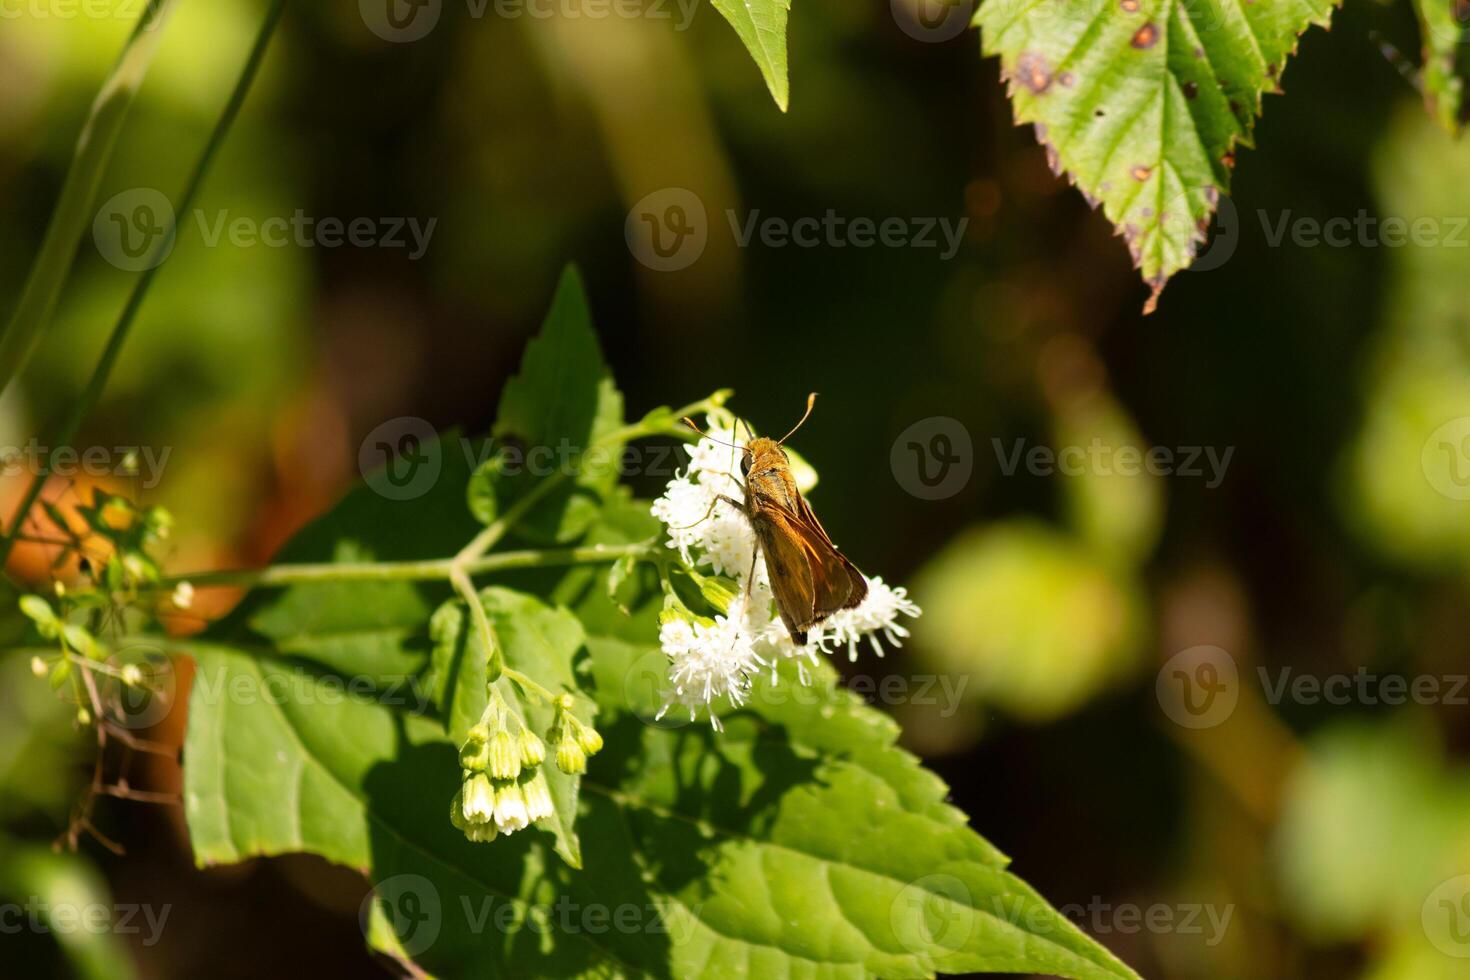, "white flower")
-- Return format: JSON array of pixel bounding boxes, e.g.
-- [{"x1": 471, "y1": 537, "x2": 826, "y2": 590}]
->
[
  {"x1": 648, "y1": 415, "x2": 922, "y2": 722},
  {"x1": 493, "y1": 782, "x2": 530, "y2": 833},
  {"x1": 462, "y1": 772, "x2": 494, "y2": 823},
  {"x1": 655, "y1": 606, "x2": 765, "y2": 730},
  {"x1": 522, "y1": 772, "x2": 555, "y2": 822},
  {"x1": 810, "y1": 577, "x2": 922, "y2": 662},
  {"x1": 171, "y1": 581, "x2": 195, "y2": 610}
]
